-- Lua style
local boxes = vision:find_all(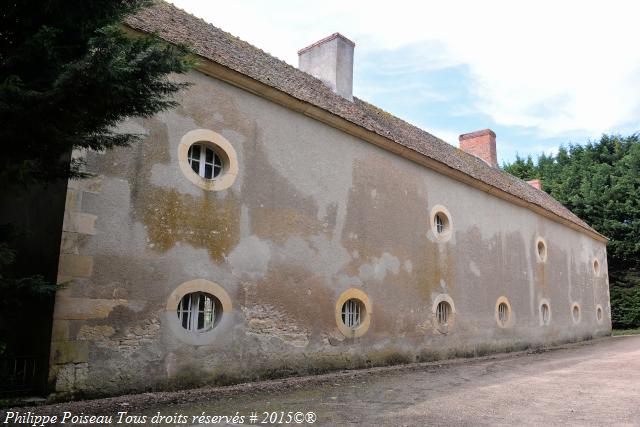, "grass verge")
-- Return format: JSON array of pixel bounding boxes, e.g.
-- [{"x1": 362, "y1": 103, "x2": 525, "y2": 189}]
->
[{"x1": 612, "y1": 328, "x2": 640, "y2": 336}]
